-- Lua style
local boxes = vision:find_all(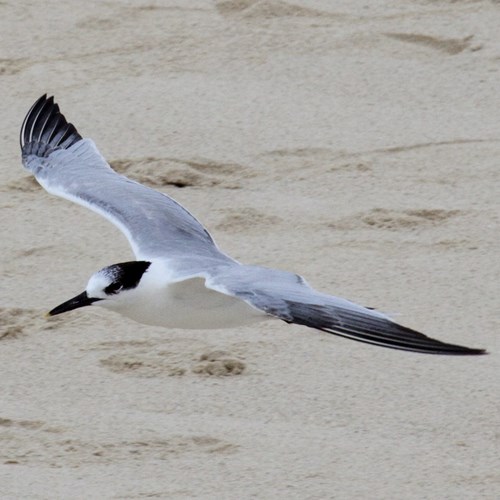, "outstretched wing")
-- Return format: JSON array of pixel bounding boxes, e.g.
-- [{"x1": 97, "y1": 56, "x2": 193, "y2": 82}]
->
[
  {"x1": 20, "y1": 95, "x2": 231, "y2": 263},
  {"x1": 207, "y1": 265, "x2": 486, "y2": 355}
]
